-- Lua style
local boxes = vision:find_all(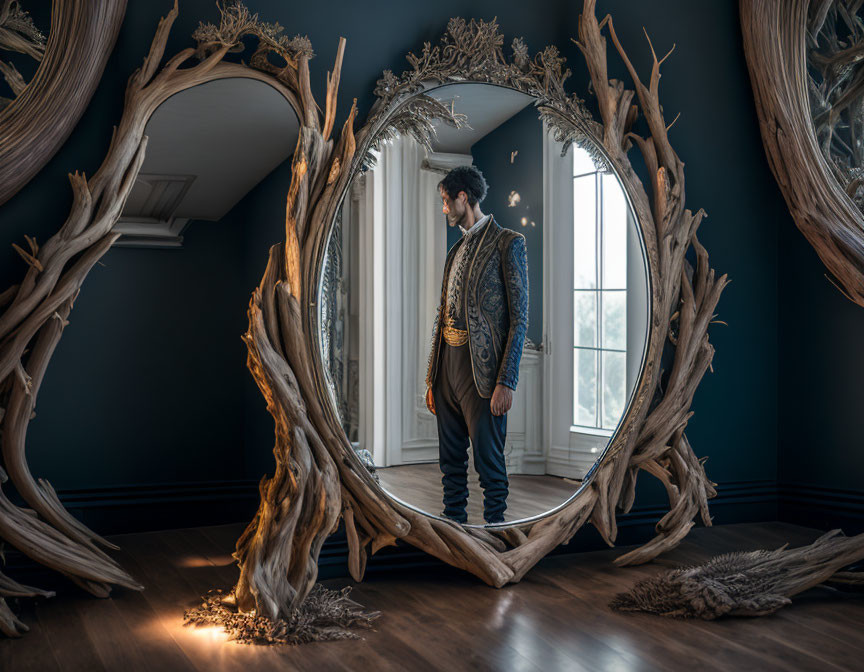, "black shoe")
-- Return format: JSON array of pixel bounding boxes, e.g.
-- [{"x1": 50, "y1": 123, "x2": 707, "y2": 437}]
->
[
  {"x1": 484, "y1": 515, "x2": 506, "y2": 525},
  {"x1": 441, "y1": 512, "x2": 467, "y2": 524}
]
